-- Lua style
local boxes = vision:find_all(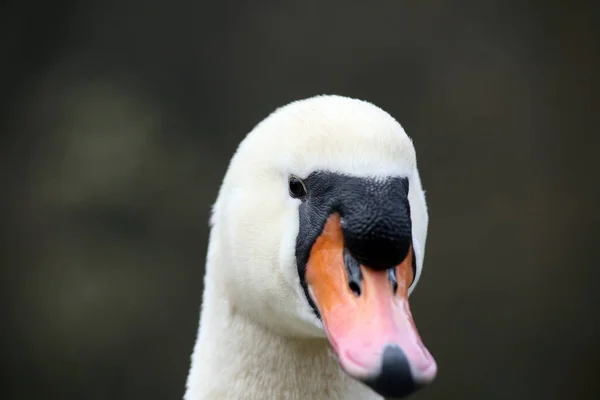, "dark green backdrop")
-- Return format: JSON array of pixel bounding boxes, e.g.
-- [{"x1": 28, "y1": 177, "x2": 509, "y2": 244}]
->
[{"x1": 2, "y1": 1, "x2": 598, "y2": 399}]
